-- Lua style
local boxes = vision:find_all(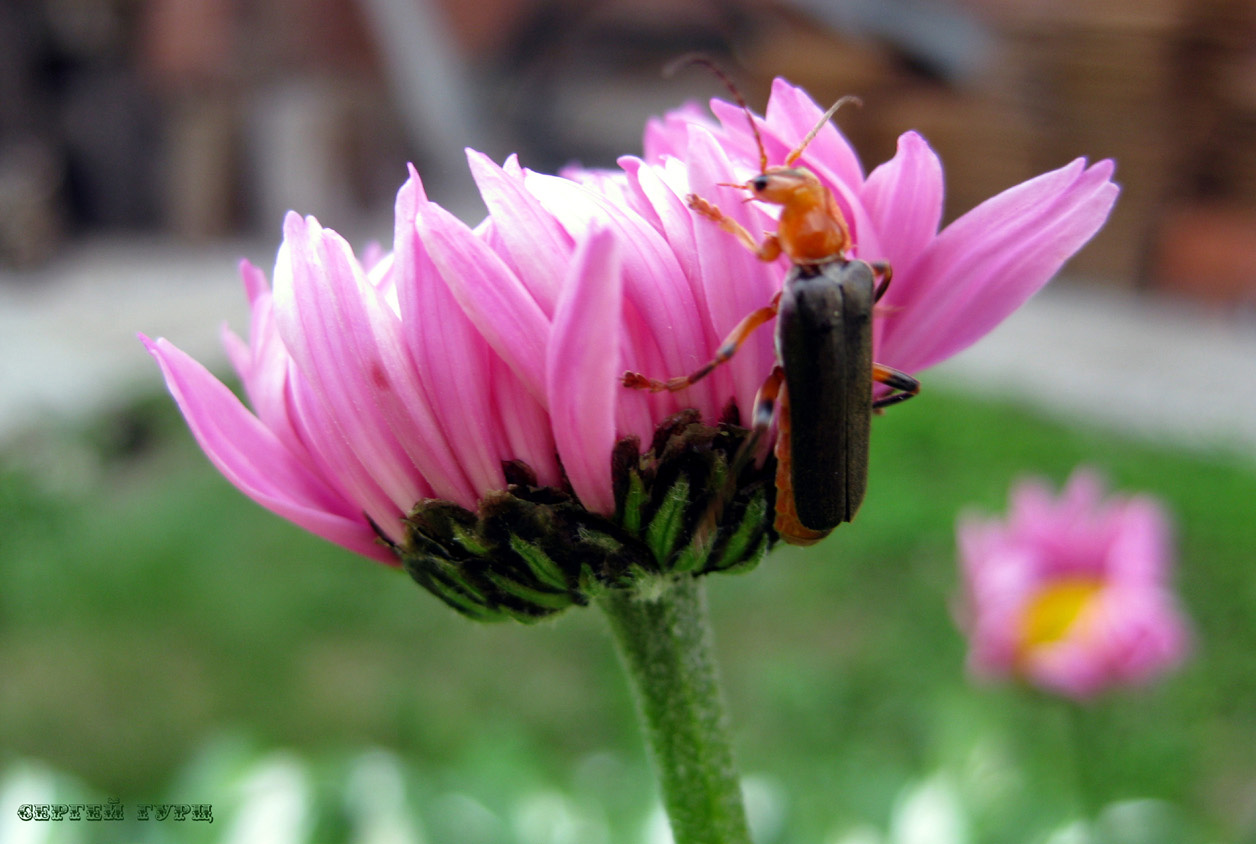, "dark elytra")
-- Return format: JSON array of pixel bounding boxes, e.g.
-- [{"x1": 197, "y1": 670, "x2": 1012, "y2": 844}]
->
[{"x1": 777, "y1": 259, "x2": 875, "y2": 529}]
